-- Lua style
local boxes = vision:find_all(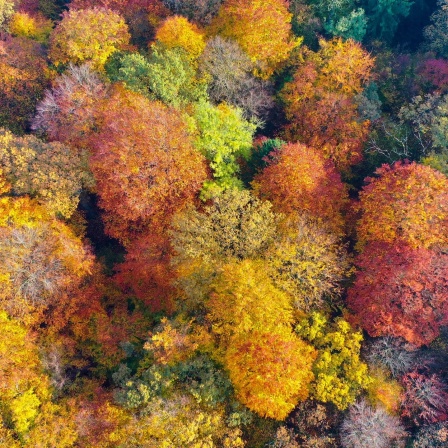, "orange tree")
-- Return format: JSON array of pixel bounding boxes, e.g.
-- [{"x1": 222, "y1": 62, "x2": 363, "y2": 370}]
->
[
  {"x1": 281, "y1": 38, "x2": 374, "y2": 171},
  {"x1": 89, "y1": 86, "x2": 208, "y2": 244},
  {"x1": 356, "y1": 161, "x2": 448, "y2": 250},
  {"x1": 252, "y1": 142, "x2": 348, "y2": 236}
]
